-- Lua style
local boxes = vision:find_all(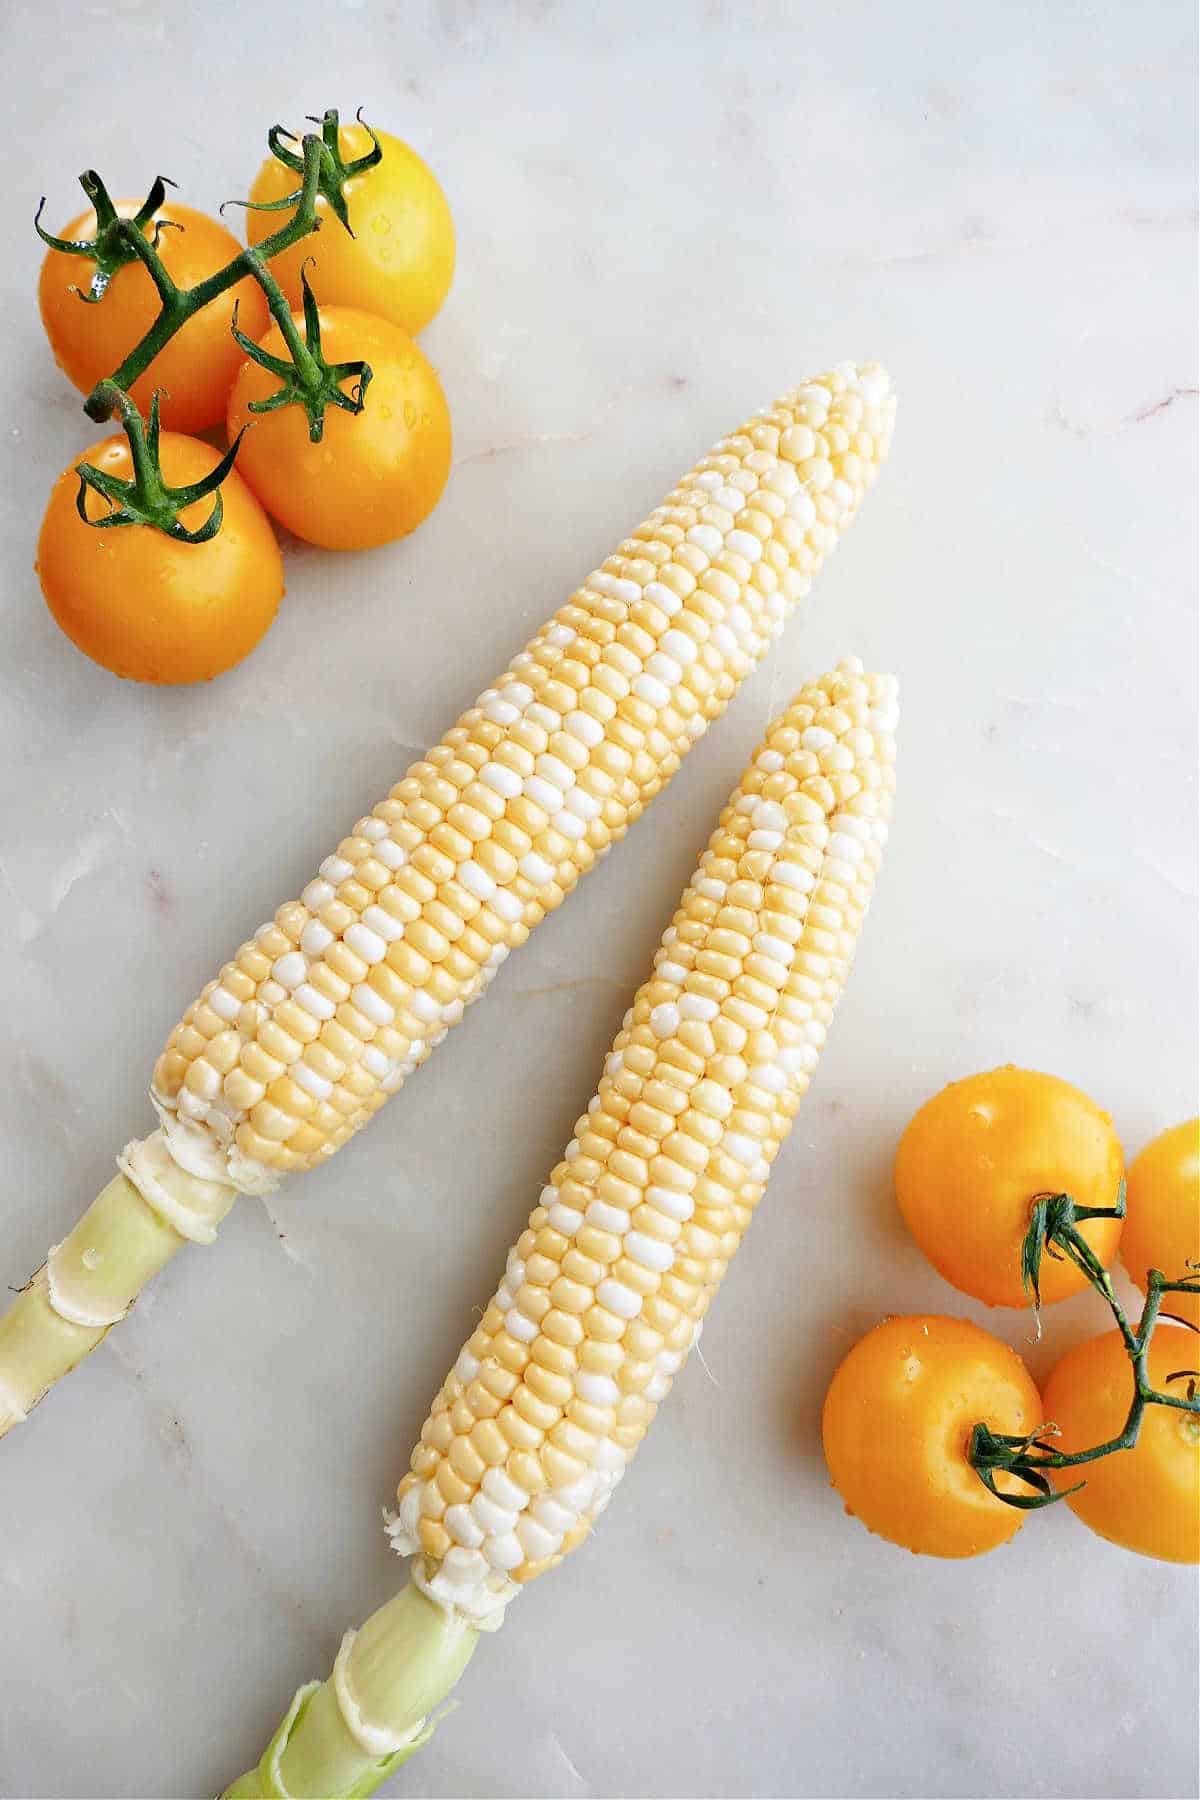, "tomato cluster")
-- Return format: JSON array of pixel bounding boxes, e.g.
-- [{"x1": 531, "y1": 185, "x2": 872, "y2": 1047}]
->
[
  {"x1": 821, "y1": 1074, "x2": 1199, "y2": 1565},
  {"x1": 35, "y1": 121, "x2": 455, "y2": 683}
]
